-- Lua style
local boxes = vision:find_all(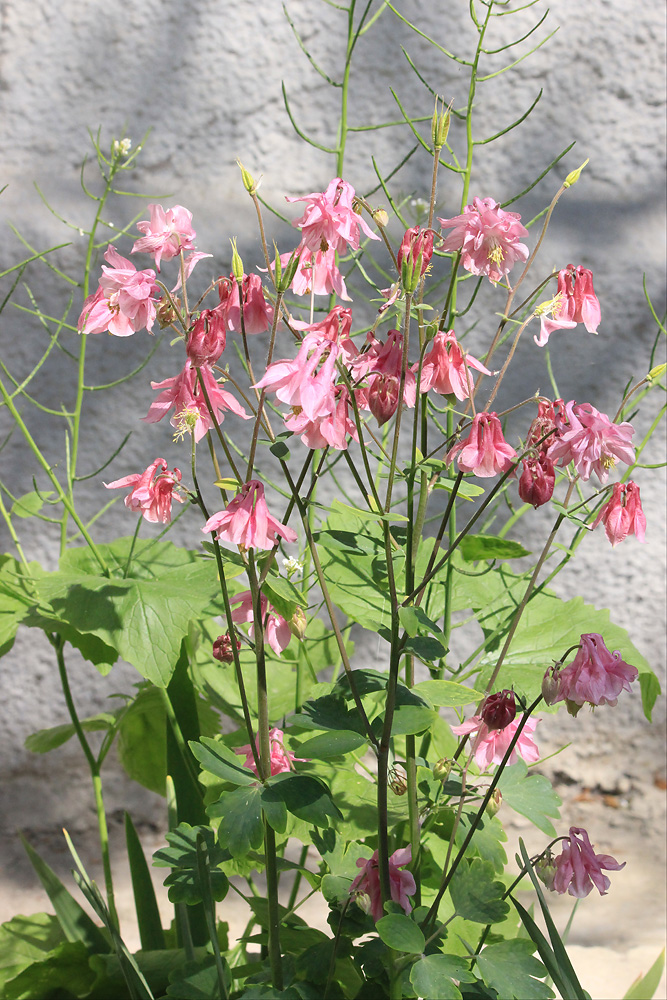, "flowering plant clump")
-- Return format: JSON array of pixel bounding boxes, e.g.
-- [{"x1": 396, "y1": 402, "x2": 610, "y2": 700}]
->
[{"x1": 0, "y1": 3, "x2": 664, "y2": 999}]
